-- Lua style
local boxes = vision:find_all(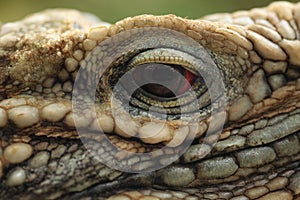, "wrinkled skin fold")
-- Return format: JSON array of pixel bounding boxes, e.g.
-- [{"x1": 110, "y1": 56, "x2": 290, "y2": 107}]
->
[{"x1": 0, "y1": 2, "x2": 300, "y2": 200}]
